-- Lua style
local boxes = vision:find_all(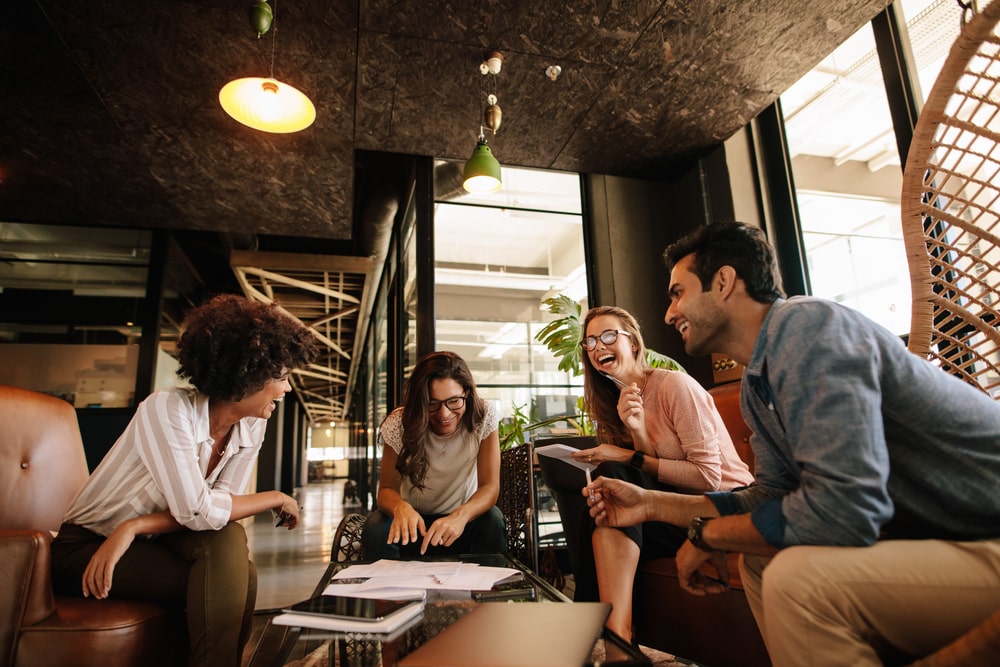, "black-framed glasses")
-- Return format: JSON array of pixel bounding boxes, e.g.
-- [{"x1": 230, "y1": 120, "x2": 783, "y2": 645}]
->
[
  {"x1": 580, "y1": 329, "x2": 634, "y2": 351},
  {"x1": 428, "y1": 395, "x2": 467, "y2": 413}
]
